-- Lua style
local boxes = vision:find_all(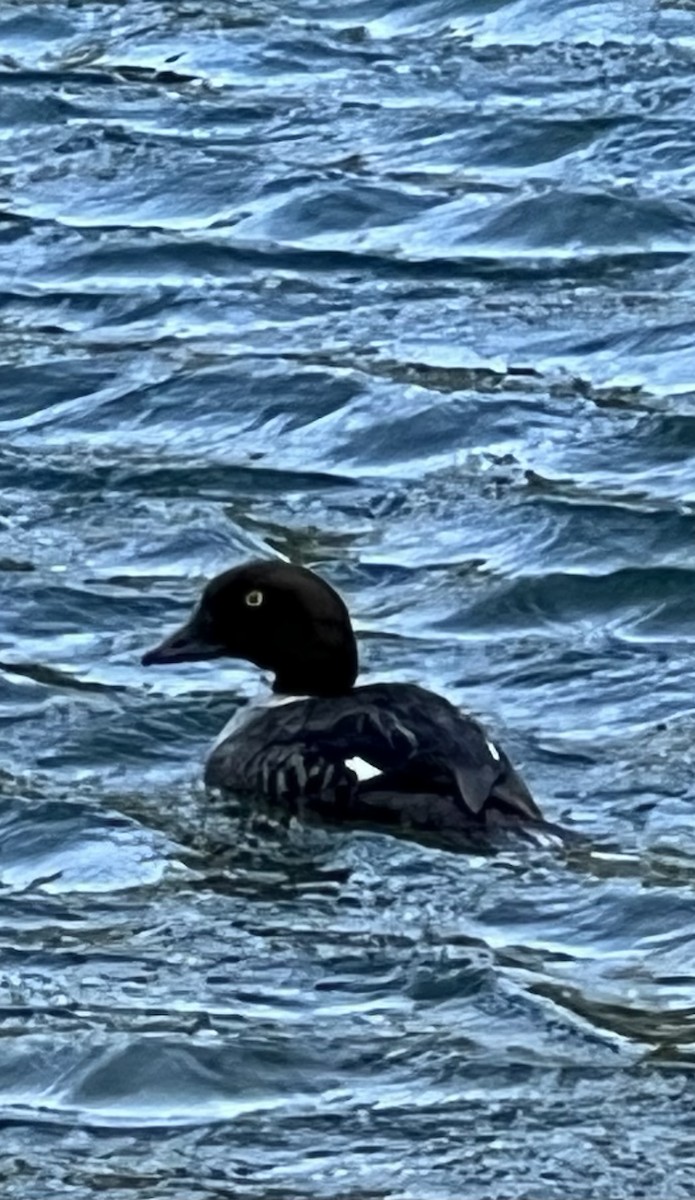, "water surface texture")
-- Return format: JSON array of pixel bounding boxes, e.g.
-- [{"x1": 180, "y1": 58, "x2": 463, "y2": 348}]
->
[{"x1": 3, "y1": 1, "x2": 695, "y2": 1197}]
